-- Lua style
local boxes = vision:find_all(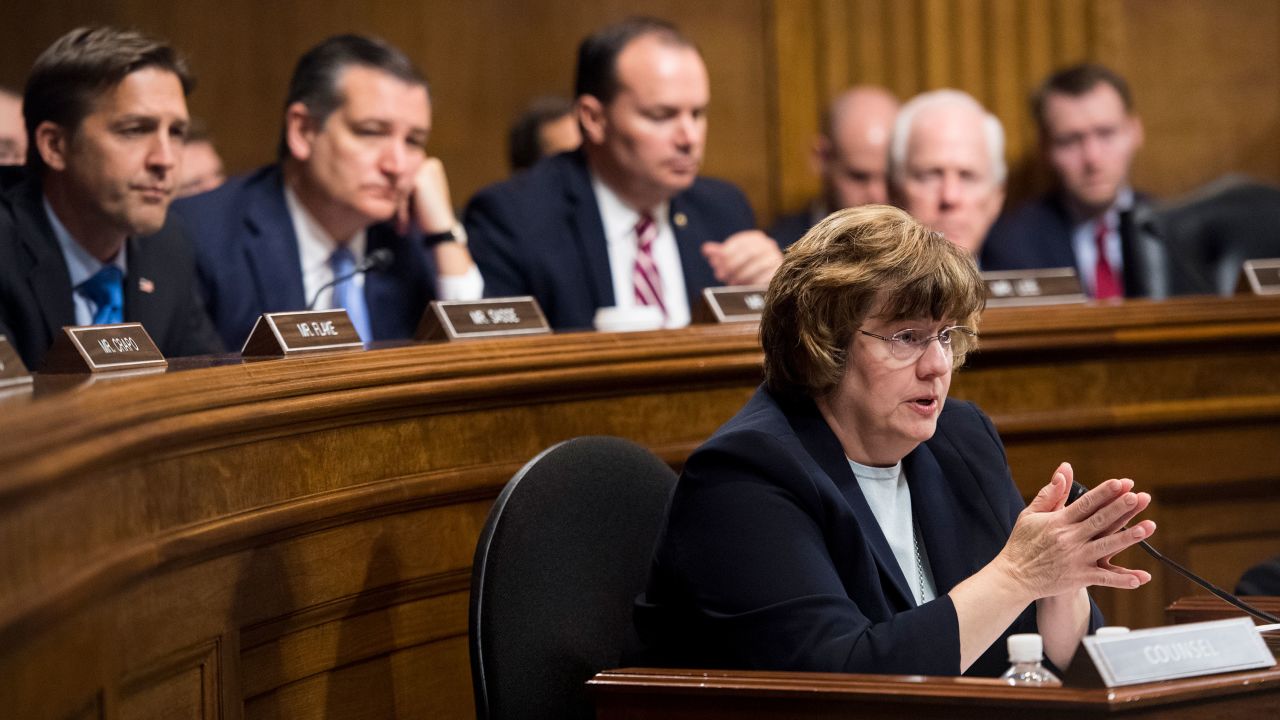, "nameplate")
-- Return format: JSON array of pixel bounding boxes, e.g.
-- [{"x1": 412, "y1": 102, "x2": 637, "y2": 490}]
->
[
  {"x1": 982, "y1": 268, "x2": 1087, "y2": 307},
  {"x1": 1080, "y1": 617, "x2": 1275, "y2": 687},
  {"x1": 40, "y1": 323, "x2": 167, "y2": 374},
  {"x1": 697, "y1": 285, "x2": 768, "y2": 323},
  {"x1": 240, "y1": 310, "x2": 364, "y2": 358},
  {"x1": 1239, "y1": 258, "x2": 1280, "y2": 295},
  {"x1": 0, "y1": 335, "x2": 33, "y2": 387},
  {"x1": 415, "y1": 297, "x2": 551, "y2": 341}
]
